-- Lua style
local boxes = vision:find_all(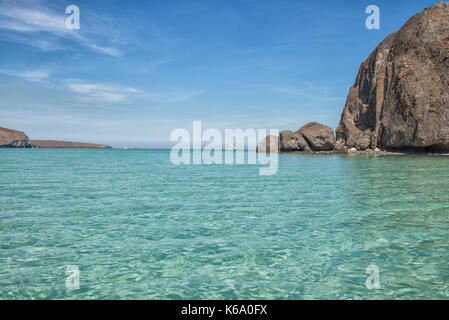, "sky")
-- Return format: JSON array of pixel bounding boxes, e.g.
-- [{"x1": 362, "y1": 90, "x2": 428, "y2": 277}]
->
[{"x1": 0, "y1": 0, "x2": 443, "y2": 147}]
